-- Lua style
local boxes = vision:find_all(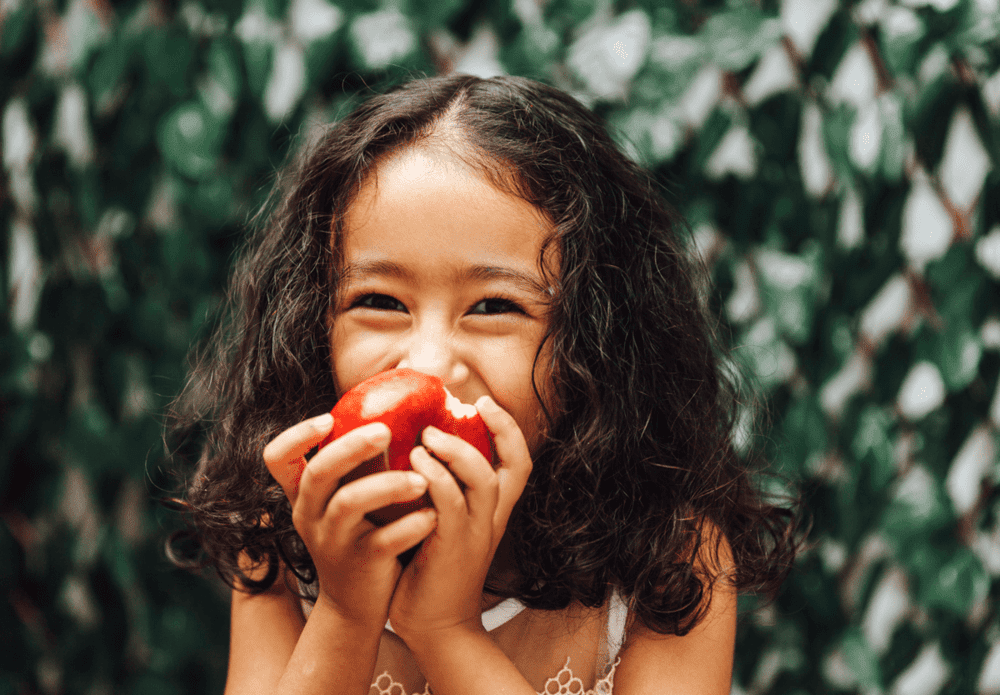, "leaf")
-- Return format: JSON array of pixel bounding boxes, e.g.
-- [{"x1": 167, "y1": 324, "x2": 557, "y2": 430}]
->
[
  {"x1": 701, "y1": 8, "x2": 782, "y2": 72},
  {"x1": 156, "y1": 102, "x2": 225, "y2": 179},
  {"x1": 839, "y1": 627, "x2": 883, "y2": 690},
  {"x1": 916, "y1": 547, "x2": 989, "y2": 615},
  {"x1": 851, "y1": 405, "x2": 896, "y2": 492}
]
